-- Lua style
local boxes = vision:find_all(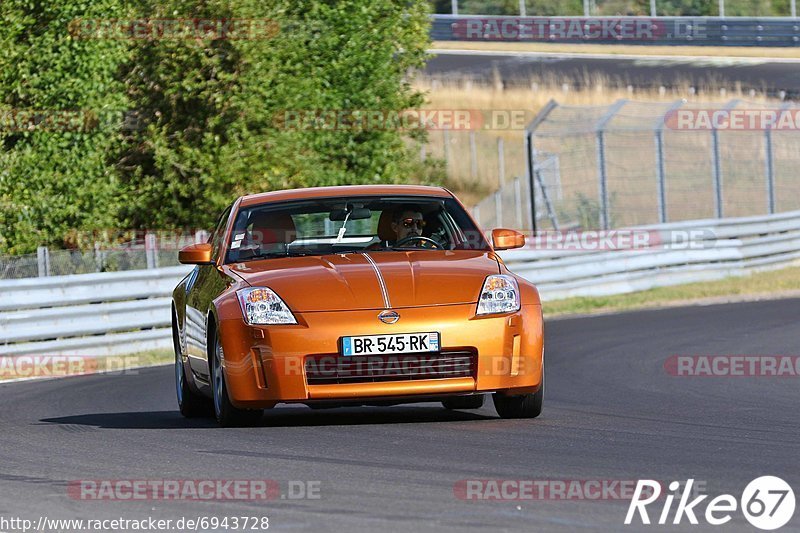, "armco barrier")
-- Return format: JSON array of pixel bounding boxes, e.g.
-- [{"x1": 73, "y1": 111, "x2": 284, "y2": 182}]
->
[
  {"x1": 500, "y1": 209, "x2": 800, "y2": 300},
  {"x1": 1, "y1": 210, "x2": 799, "y2": 357},
  {"x1": 431, "y1": 15, "x2": 800, "y2": 46},
  {"x1": 0, "y1": 266, "x2": 191, "y2": 357}
]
